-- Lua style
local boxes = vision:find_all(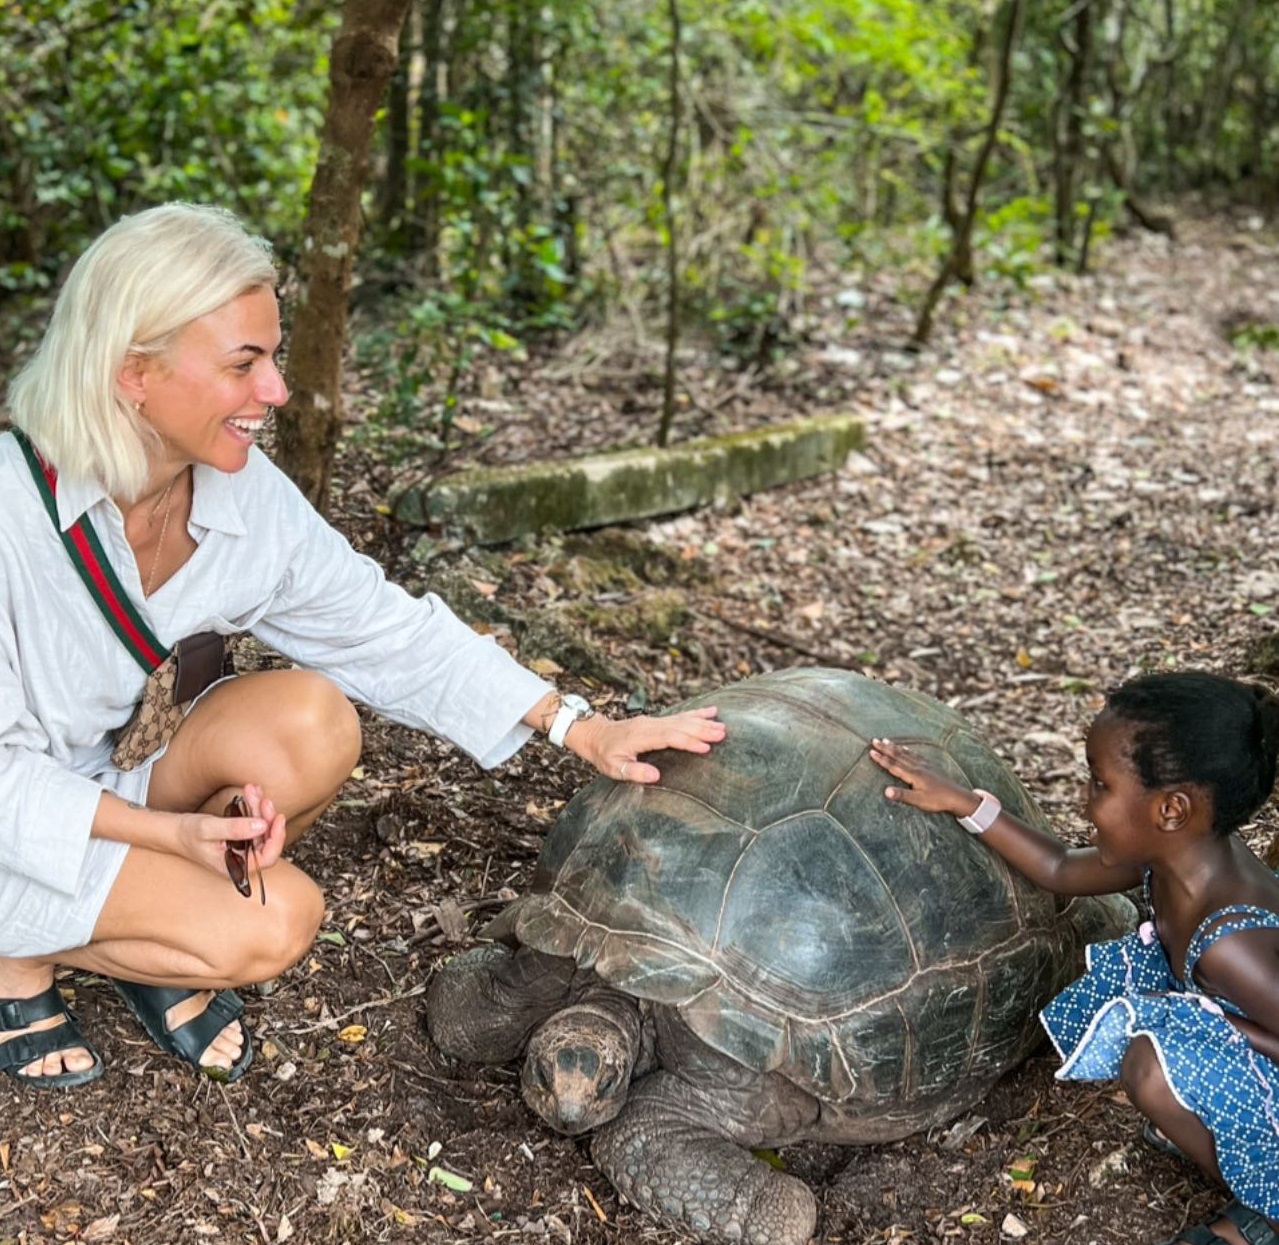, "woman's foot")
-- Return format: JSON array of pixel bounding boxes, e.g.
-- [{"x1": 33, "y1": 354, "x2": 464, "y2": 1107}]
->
[
  {"x1": 111, "y1": 980, "x2": 253, "y2": 1081},
  {"x1": 0, "y1": 975, "x2": 104, "y2": 1088},
  {"x1": 164, "y1": 990, "x2": 246, "y2": 1072}
]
